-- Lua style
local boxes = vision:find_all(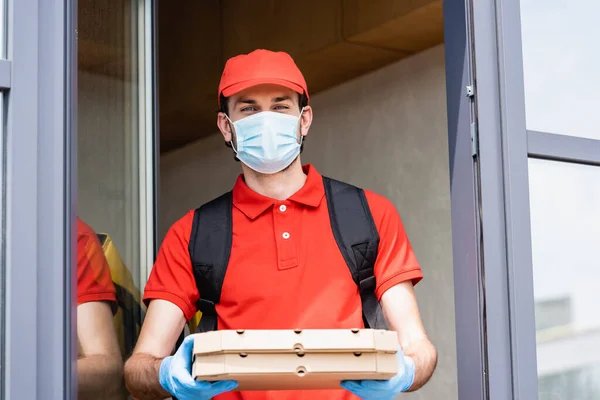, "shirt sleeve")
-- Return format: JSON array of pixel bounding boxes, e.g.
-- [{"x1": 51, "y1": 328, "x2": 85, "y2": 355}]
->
[
  {"x1": 143, "y1": 210, "x2": 199, "y2": 321},
  {"x1": 77, "y1": 221, "x2": 117, "y2": 309},
  {"x1": 364, "y1": 190, "x2": 423, "y2": 300}
]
